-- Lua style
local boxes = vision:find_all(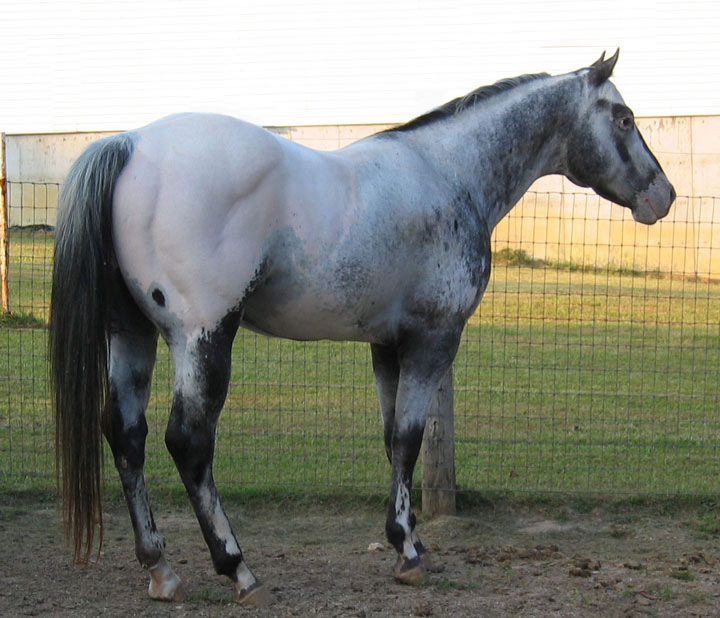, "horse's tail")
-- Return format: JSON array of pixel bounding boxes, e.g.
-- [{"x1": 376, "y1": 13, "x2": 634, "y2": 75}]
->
[{"x1": 49, "y1": 132, "x2": 136, "y2": 563}]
